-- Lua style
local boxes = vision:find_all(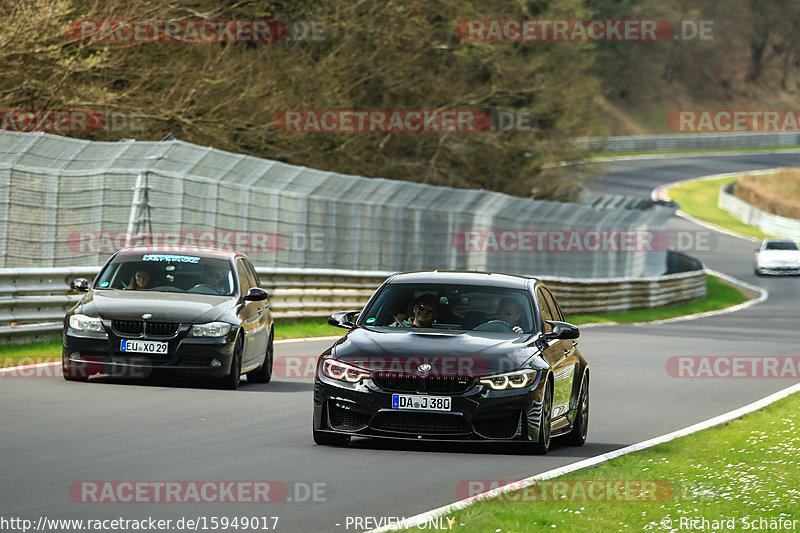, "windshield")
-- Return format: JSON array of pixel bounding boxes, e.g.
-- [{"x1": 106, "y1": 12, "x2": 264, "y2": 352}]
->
[
  {"x1": 95, "y1": 253, "x2": 235, "y2": 296},
  {"x1": 359, "y1": 283, "x2": 536, "y2": 334},
  {"x1": 765, "y1": 241, "x2": 799, "y2": 251}
]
